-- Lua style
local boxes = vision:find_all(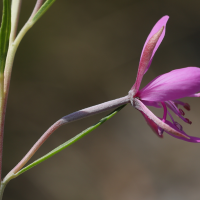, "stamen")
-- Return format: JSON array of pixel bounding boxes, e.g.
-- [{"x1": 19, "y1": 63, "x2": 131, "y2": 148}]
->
[
  {"x1": 161, "y1": 102, "x2": 167, "y2": 122},
  {"x1": 166, "y1": 101, "x2": 191, "y2": 124},
  {"x1": 157, "y1": 102, "x2": 168, "y2": 136},
  {"x1": 172, "y1": 100, "x2": 190, "y2": 111},
  {"x1": 179, "y1": 109, "x2": 185, "y2": 116},
  {"x1": 169, "y1": 101, "x2": 181, "y2": 115},
  {"x1": 185, "y1": 118, "x2": 192, "y2": 124},
  {"x1": 134, "y1": 98, "x2": 190, "y2": 139},
  {"x1": 183, "y1": 103, "x2": 190, "y2": 111},
  {"x1": 167, "y1": 111, "x2": 183, "y2": 131},
  {"x1": 167, "y1": 110, "x2": 175, "y2": 123}
]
